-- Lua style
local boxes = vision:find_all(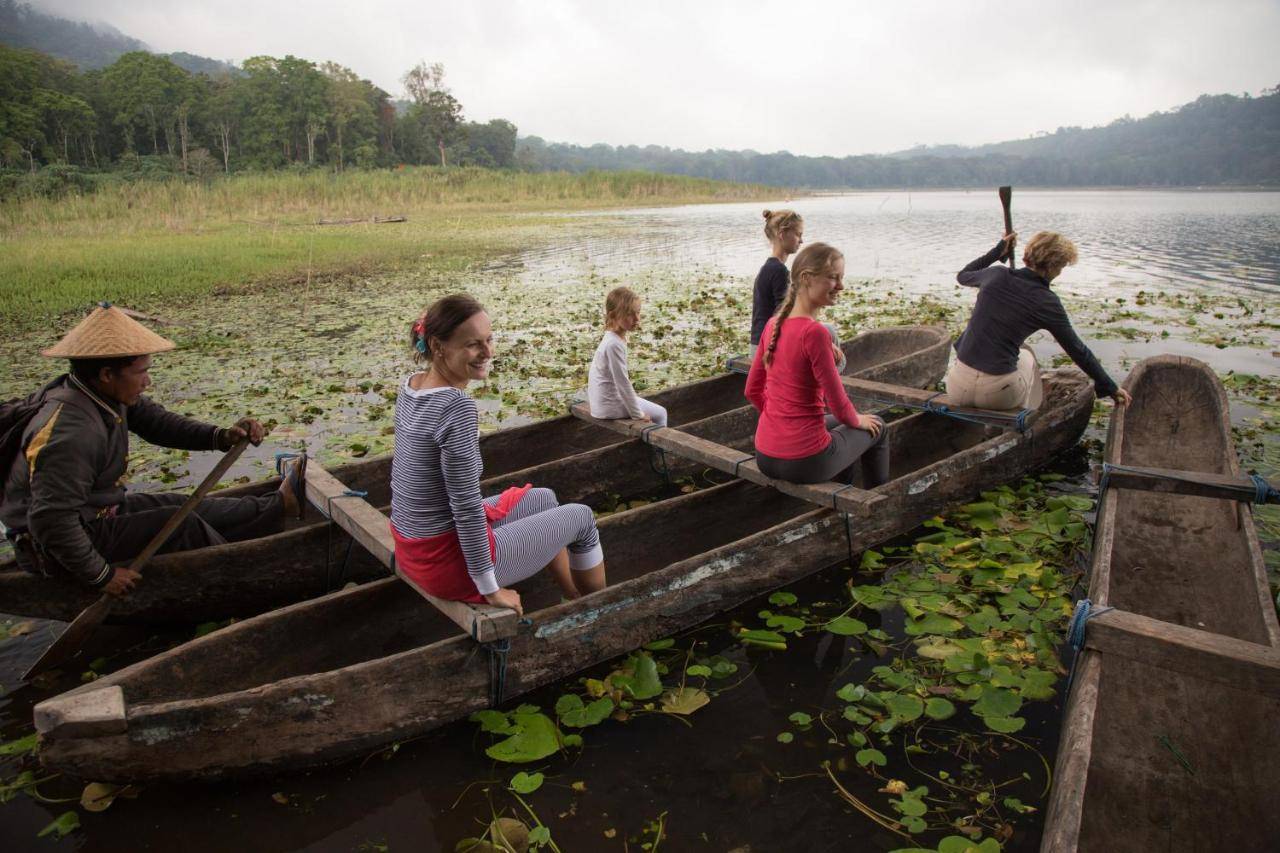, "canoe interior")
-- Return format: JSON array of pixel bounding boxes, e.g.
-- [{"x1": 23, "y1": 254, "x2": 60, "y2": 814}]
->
[
  {"x1": 109, "y1": 401, "x2": 999, "y2": 706},
  {"x1": 1106, "y1": 358, "x2": 1272, "y2": 643},
  {"x1": 1075, "y1": 655, "x2": 1280, "y2": 850}
]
